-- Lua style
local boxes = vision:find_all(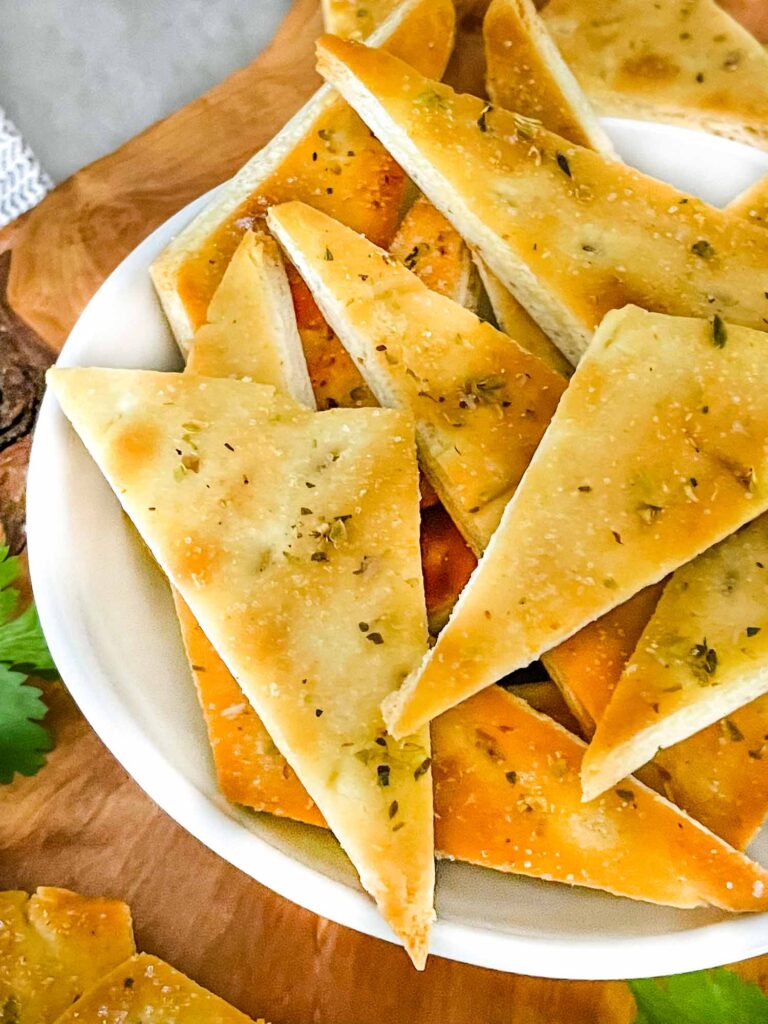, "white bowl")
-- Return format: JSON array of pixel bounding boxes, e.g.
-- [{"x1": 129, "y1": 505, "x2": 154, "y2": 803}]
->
[{"x1": 28, "y1": 119, "x2": 768, "y2": 980}]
